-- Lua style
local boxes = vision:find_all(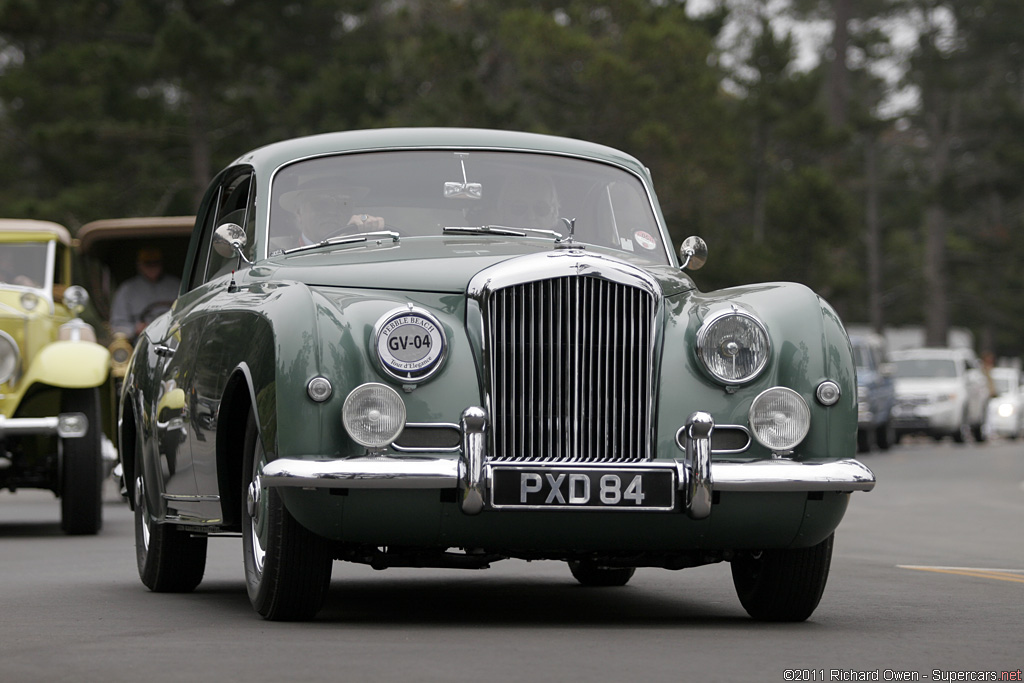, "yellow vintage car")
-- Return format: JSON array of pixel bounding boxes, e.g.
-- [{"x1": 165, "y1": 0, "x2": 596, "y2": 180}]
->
[{"x1": 0, "y1": 219, "x2": 110, "y2": 534}]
